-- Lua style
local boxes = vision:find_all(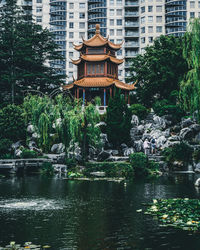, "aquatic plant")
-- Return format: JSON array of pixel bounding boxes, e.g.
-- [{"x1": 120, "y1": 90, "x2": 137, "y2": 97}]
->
[{"x1": 0, "y1": 241, "x2": 51, "y2": 249}]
